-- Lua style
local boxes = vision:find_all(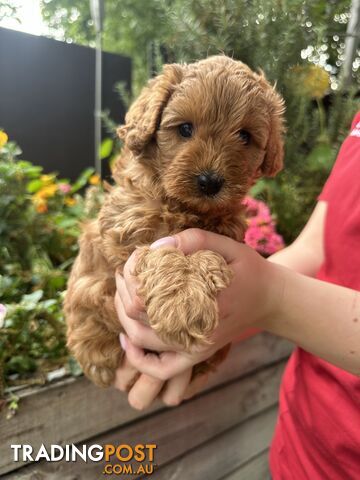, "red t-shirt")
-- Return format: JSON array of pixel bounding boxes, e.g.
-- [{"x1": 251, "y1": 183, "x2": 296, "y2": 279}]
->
[{"x1": 269, "y1": 112, "x2": 360, "y2": 479}]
